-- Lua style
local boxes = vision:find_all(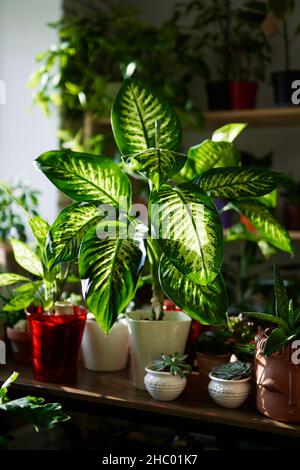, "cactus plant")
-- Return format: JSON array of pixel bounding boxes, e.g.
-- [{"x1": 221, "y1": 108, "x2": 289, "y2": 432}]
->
[
  {"x1": 211, "y1": 361, "x2": 252, "y2": 381},
  {"x1": 151, "y1": 352, "x2": 192, "y2": 379}
]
